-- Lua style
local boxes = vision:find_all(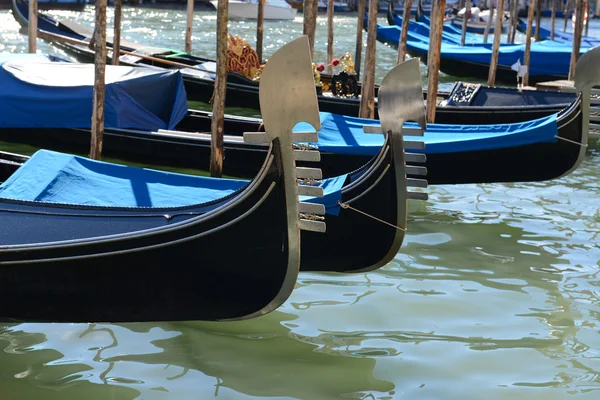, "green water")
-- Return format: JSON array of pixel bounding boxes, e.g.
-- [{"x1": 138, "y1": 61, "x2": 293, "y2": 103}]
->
[{"x1": 1, "y1": 6, "x2": 600, "y2": 399}]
